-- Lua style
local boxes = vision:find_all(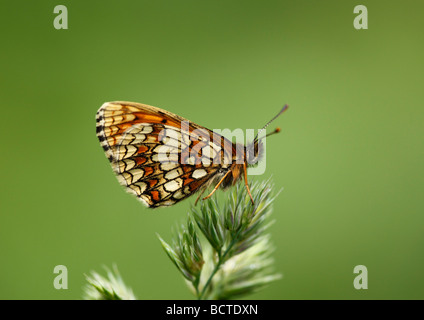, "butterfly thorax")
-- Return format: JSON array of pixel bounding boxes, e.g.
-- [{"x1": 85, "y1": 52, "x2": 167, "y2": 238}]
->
[{"x1": 217, "y1": 140, "x2": 263, "y2": 189}]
